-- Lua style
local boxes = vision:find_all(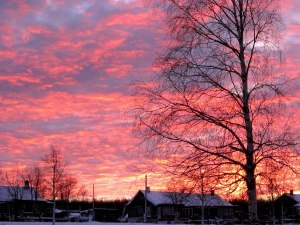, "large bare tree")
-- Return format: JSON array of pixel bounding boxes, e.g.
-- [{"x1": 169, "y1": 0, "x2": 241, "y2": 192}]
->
[{"x1": 133, "y1": 0, "x2": 298, "y2": 221}]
